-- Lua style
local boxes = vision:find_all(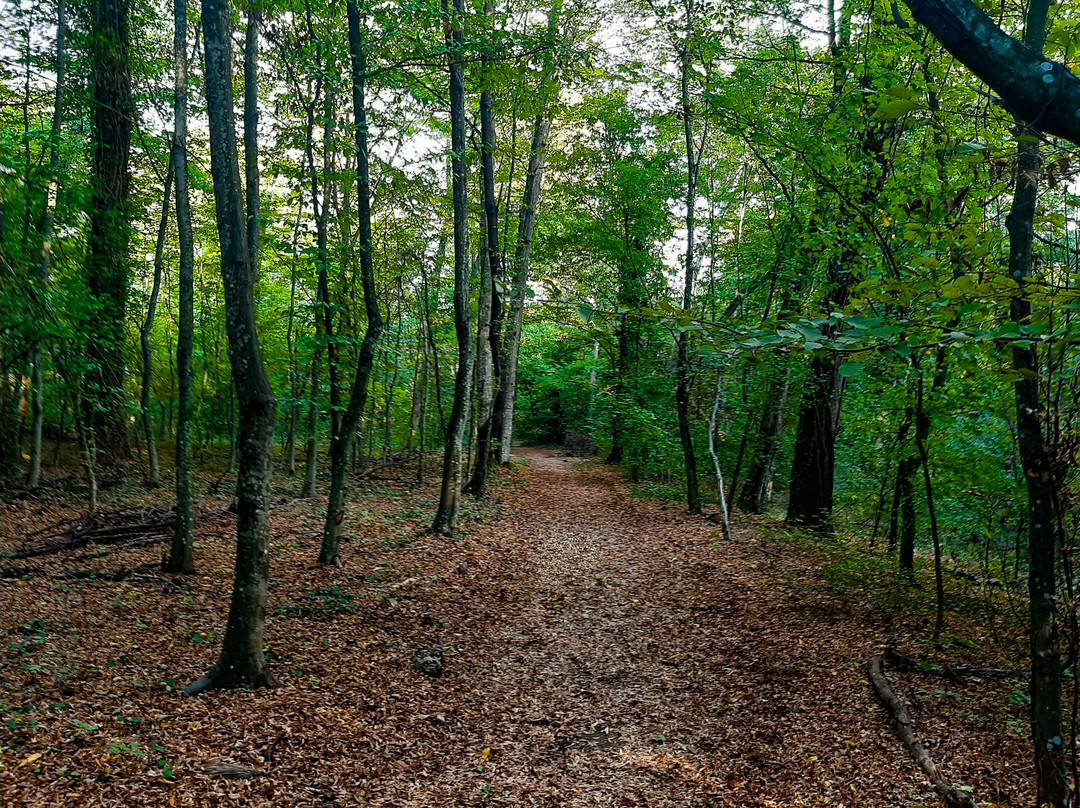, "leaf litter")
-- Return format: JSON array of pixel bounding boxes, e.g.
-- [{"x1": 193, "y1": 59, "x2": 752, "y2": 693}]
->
[{"x1": 1, "y1": 448, "x2": 1034, "y2": 806}]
